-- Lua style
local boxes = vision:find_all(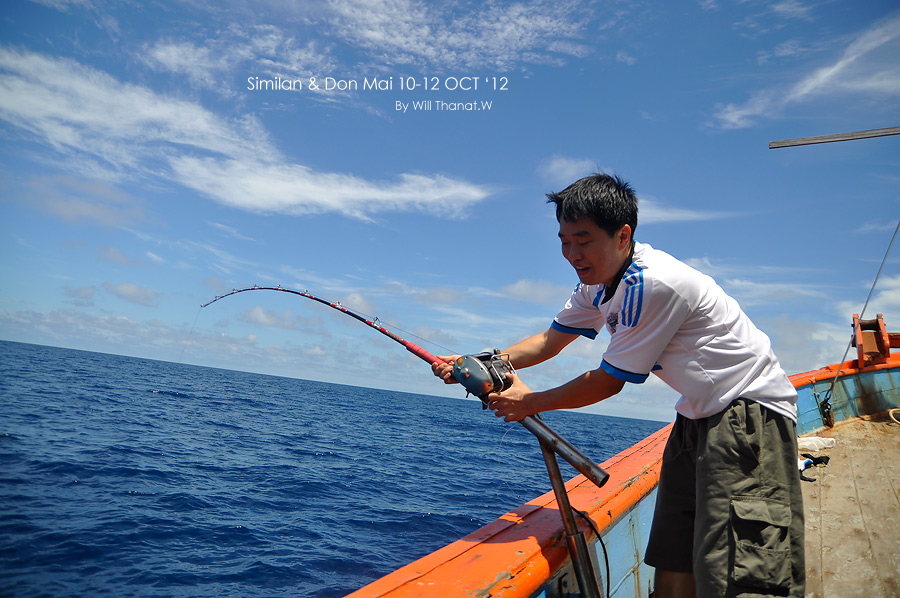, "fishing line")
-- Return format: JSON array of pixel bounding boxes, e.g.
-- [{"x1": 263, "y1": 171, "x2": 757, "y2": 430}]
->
[
  {"x1": 200, "y1": 284, "x2": 612, "y2": 490},
  {"x1": 498, "y1": 424, "x2": 518, "y2": 447},
  {"x1": 178, "y1": 307, "x2": 203, "y2": 364},
  {"x1": 328, "y1": 302, "x2": 457, "y2": 356},
  {"x1": 202, "y1": 283, "x2": 613, "y2": 594},
  {"x1": 201, "y1": 285, "x2": 453, "y2": 364}
]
